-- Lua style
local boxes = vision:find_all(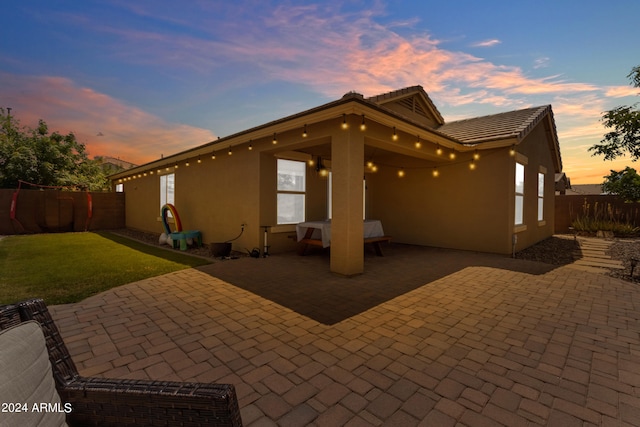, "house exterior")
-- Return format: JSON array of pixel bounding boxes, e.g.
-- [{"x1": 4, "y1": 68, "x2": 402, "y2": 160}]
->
[{"x1": 110, "y1": 86, "x2": 562, "y2": 276}]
